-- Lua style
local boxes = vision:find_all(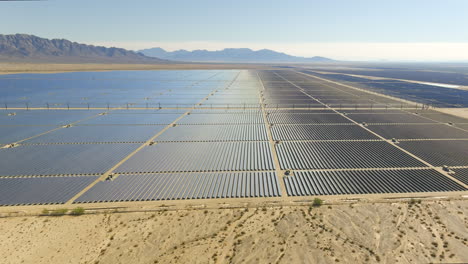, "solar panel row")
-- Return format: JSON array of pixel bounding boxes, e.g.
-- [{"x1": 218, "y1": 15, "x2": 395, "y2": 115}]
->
[
  {"x1": 451, "y1": 168, "x2": 468, "y2": 185},
  {"x1": 418, "y1": 113, "x2": 468, "y2": 124},
  {"x1": 75, "y1": 172, "x2": 281, "y2": 203},
  {"x1": 276, "y1": 134, "x2": 427, "y2": 170},
  {"x1": 284, "y1": 169, "x2": 465, "y2": 196},
  {"x1": 366, "y1": 124, "x2": 468, "y2": 139},
  {"x1": 115, "y1": 142, "x2": 274, "y2": 173},
  {"x1": 398, "y1": 140, "x2": 468, "y2": 166},
  {"x1": 0, "y1": 143, "x2": 140, "y2": 176},
  {"x1": 0, "y1": 176, "x2": 98, "y2": 206},
  {"x1": 267, "y1": 113, "x2": 352, "y2": 124},
  {"x1": 0, "y1": 110, "x2": 102, "y2": 125},
  {"x1": 79, "y1": 113, "x2": 182, "y2": 125},
  {"x1": 23, "y1": 125, "x2": 166, "y2": 144},
  {"x1": 0, "y1": 125, "x2": 57, "y2": 144},
  {"x1": 346, "y1": 113, "x2": 436, "y2": 124},
  {"x1": 177, "y1": 113, "x2": 264, "y2": 124},
  {"x1": 156, "y1": 124, "x2": 268, "y2": 142},
  {"x1": 271, "y1": 124, "x2": 379, "y2": 140}
]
